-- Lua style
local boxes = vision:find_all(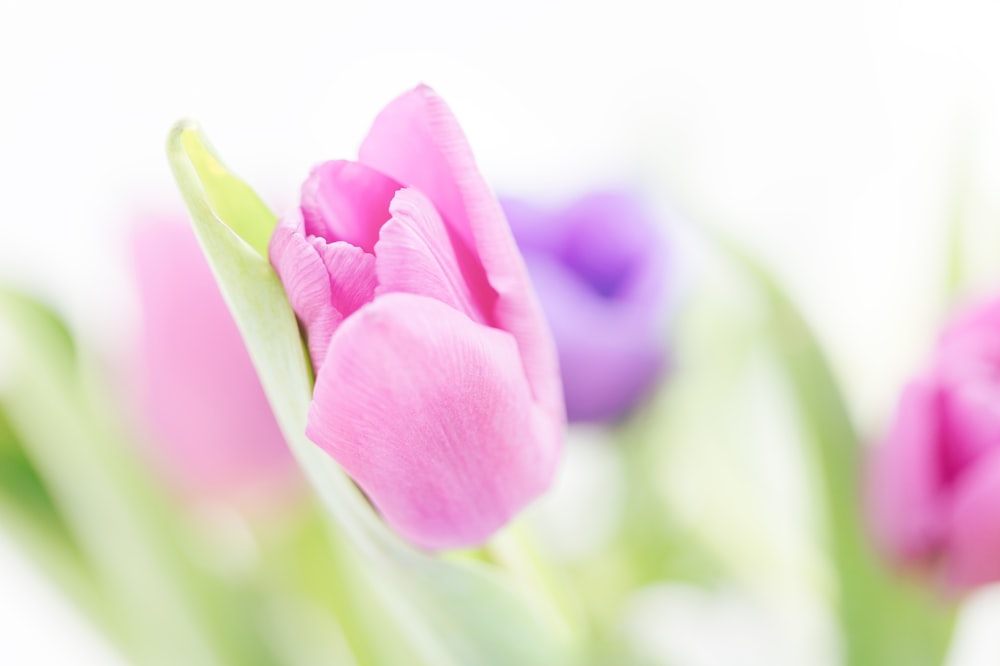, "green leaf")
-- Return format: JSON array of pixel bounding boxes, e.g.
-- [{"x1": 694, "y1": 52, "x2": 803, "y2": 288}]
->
[
  {"x1": 0, "y1": 293, "x2": 77, "y2": 539},
  {"x1": 0, "y1": 289, "x2": 285, "y2": 666},
  {"x1": 0, "y1": 295, "x2": 111, "y2": 634},
  {"x1": 179, "y1": 127, "x2": 276, "y2": 259},
  {"x1": 167, "y1": 121, "x2": 577, "y2": 666},
  {"x1": 719, "y1": 241, "x2": 955, "y2": 666}
]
